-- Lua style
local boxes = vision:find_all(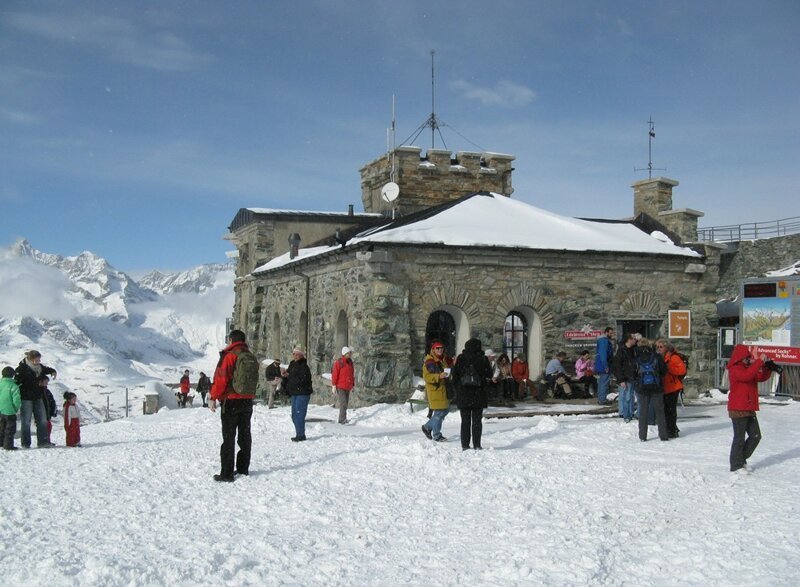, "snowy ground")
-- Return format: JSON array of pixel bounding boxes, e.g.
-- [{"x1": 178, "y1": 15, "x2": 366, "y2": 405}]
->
[{"x1": 3, "y1": 394, "x2": 799, "y2": 586}]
